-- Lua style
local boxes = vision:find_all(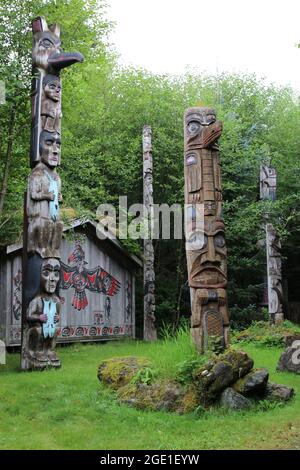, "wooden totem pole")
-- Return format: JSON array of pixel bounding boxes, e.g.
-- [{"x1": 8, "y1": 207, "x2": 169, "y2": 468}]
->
[
  {"x1": 184, "y1": 107, "x2": 229, "y2": 352},
  {"x1": 143, "y1": 125, "x2": 157, "y2": 341},
  {"x1": 21, "y1": 17, "x2": 83, "y2": 370},
  {"x1": 260, "y1": 165, "x2": 284, "y2": 324}
]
